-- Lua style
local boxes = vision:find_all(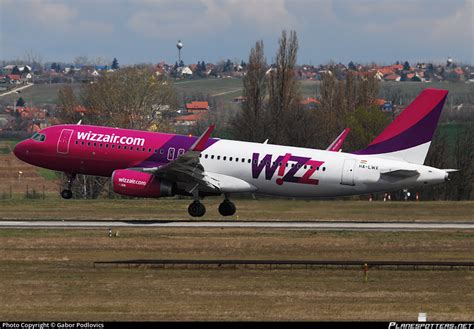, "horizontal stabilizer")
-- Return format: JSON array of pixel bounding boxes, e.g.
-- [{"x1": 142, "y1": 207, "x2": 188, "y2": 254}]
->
[
  {"x1": 326, "y1": 128, "x2": 350, "y2": 152},
  {"x1": 380, "y1": 169, "x2": 420, "y2": 178},
  {"x1": 190, "y1": 125, "x2": 215, "y2": 152},
  {"x1": 444, "y1": 169, "x2": 460, "y2": 173}
]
